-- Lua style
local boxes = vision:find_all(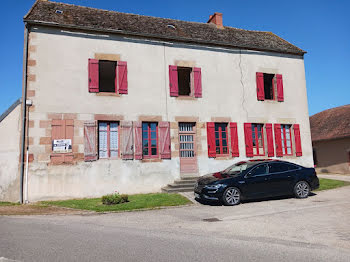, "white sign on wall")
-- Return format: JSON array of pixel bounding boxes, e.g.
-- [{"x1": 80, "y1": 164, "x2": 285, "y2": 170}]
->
[{"x1": 52, "y1": 139, "x2": 72, "y2": 153}]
